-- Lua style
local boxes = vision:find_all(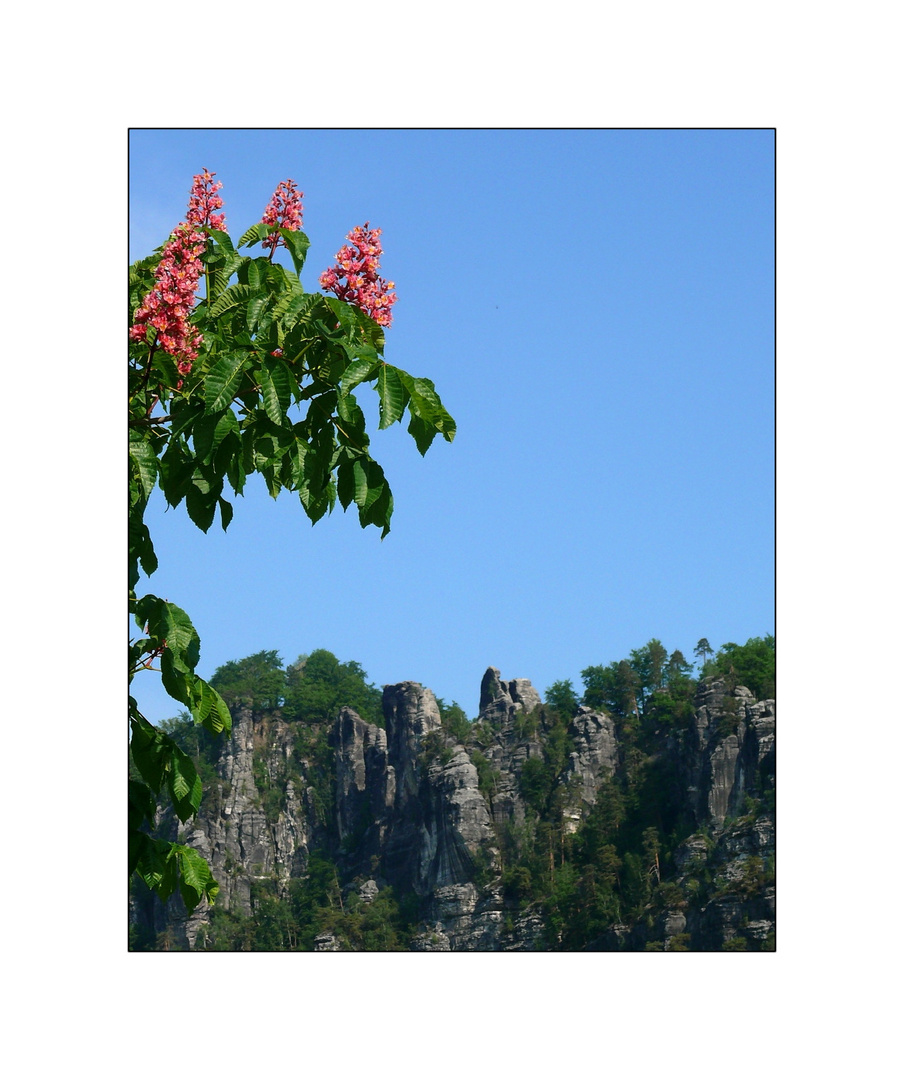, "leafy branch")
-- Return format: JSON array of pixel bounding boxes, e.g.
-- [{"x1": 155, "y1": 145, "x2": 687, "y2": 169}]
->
[{"x1": 128, "y1": 173, "x2": 455, "y2": 915}]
